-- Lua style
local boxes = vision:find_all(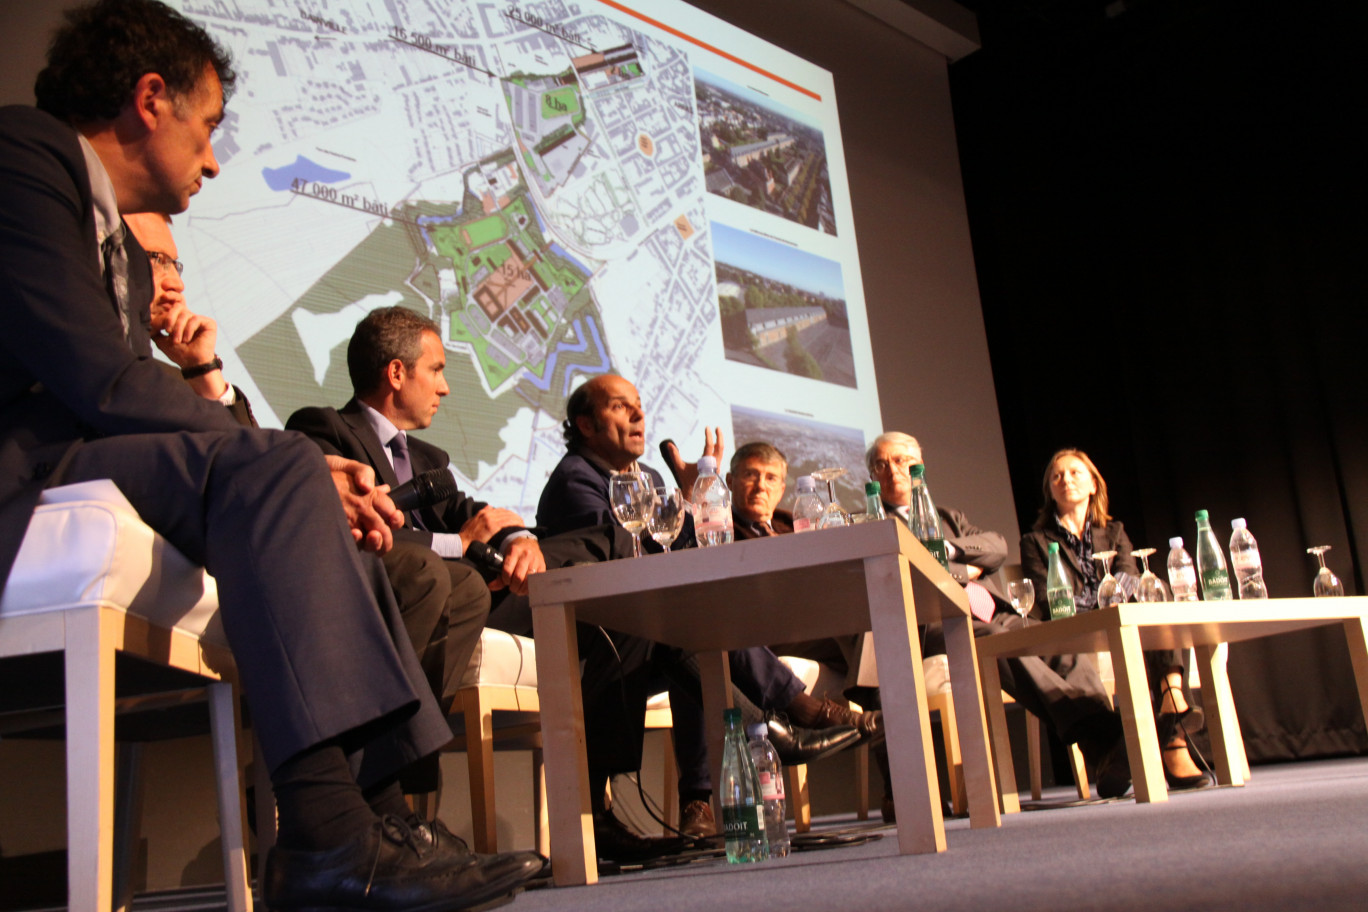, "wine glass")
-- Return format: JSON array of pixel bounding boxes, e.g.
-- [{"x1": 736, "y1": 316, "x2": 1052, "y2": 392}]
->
[
  {"x1": 609, "y1": 472, "x2": 652, "y2": 558},
  {"x1": 1093, "y1": 550, "x2": 1120, "y2": 607},
  {"x1": 1134, "y1": 548, "x2": 1171, "y2": 602},
  {"x1": 647, "y1": 487, "x2": 686, "y2": 553},
  {"x1": 1007, "y1": 579, "x2": 1035, "y2": 622},
  {"x1": 1307, "y1": 546, "x2": 1344, "y2": 597},
  {"x1": 810, "y1": 466, "x2": 849, "y2": 529}
]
